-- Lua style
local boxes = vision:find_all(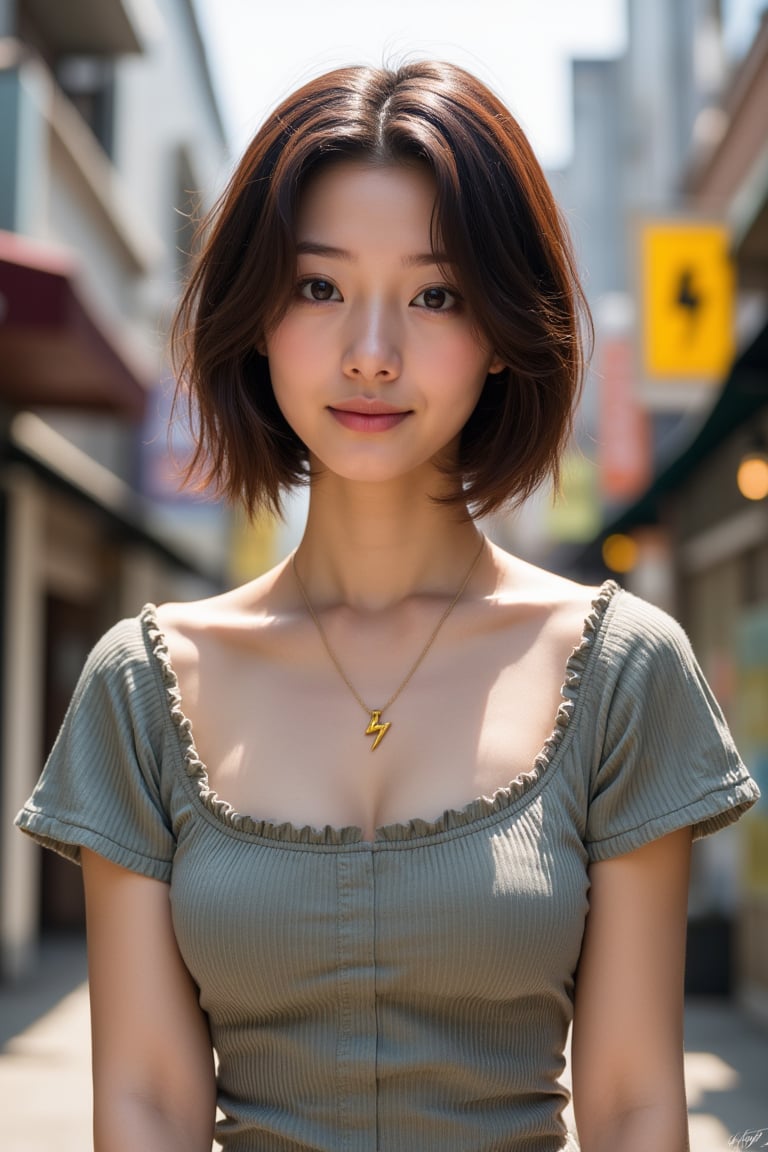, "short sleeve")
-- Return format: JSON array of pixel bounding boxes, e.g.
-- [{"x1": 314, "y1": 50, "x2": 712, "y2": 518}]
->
[
  {"x1": 585, "y1": 592, "x2": 760, "y2": 863},
  {"x1": 15, "y1": 614, "x2": 174, "y2": 881}
]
